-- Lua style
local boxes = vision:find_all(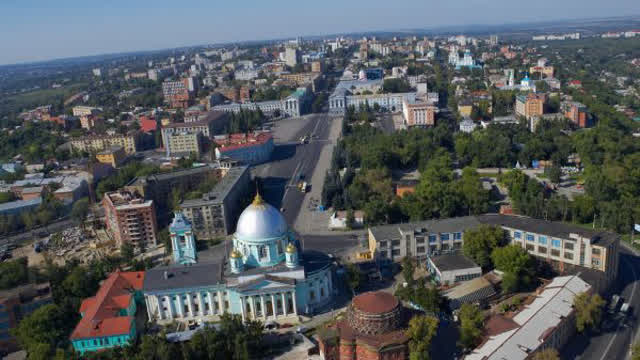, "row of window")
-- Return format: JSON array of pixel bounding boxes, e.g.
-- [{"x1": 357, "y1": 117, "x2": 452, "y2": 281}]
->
[
  {"x1": 515, "y1": 231, "x2": 604, "y2": 257},
  {"x1": 380, "y1": 232, "x2": 463, "y2": 248},
  {"x1": 78, "y1": 336, "x2": 127, "y2": 348}
]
